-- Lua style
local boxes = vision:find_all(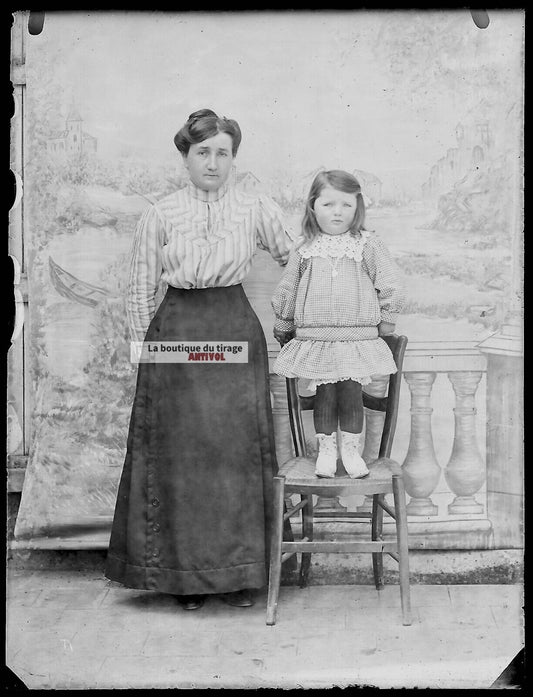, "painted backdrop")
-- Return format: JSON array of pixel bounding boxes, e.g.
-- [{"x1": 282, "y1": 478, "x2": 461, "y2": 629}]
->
[{"x1": 12, "y1": 10, "x2": 523, "y2": 540}]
